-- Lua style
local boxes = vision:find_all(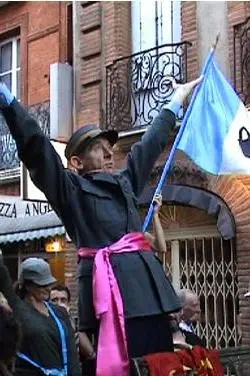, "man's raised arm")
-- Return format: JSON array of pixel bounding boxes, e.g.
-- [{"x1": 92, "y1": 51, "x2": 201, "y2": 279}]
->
[
  {"x1": 0, "y1": 82, "x2": 73, "y2": 214},
  {"x1": 125, "y1": 77, "x2": 202, "y2": 197}
]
